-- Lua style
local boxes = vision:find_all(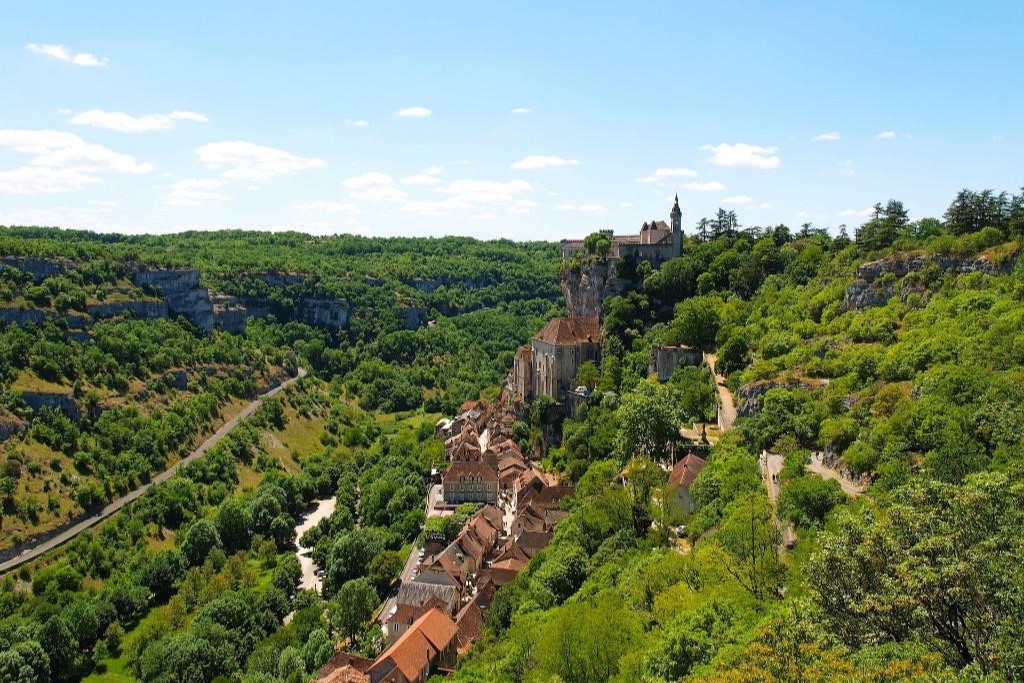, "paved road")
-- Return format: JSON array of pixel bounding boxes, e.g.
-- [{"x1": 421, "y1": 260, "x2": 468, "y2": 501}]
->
[
  {"x1": 376, "y1": 483, "x2": 441, "y2": 625},
  {"x1": 807, "y1": 451, "x2": 865, "y2": 497},
  {"x1": 0, "y1": 367, "x2": 306, "y2": 575},
  {"x1": 704, "y1": 354, "x2": 737, "y2": 432}
]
